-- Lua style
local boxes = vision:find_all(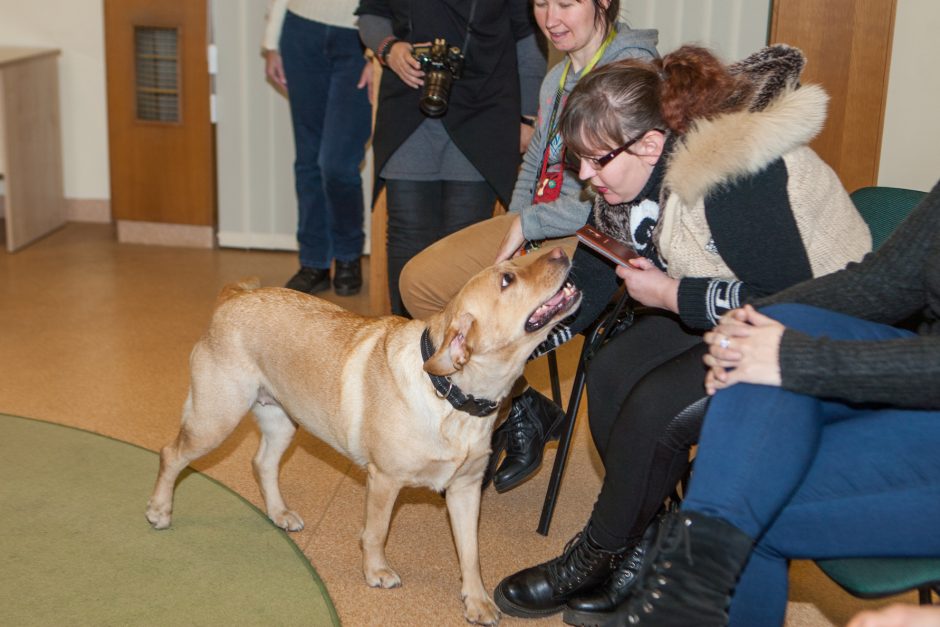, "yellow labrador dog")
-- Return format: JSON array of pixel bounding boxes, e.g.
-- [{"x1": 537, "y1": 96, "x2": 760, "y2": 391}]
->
[{"x1": 145, "y1": 247, "x2": 581, "y2": 625}]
